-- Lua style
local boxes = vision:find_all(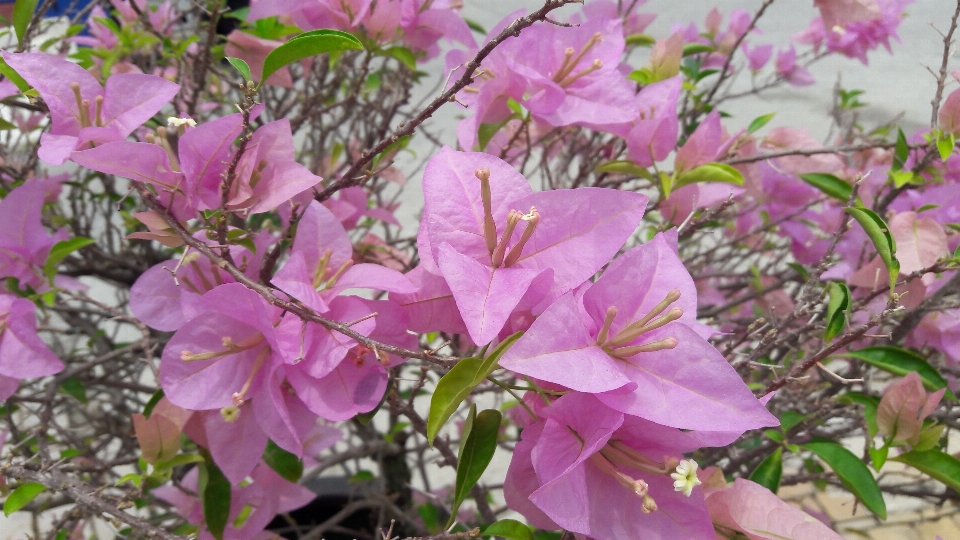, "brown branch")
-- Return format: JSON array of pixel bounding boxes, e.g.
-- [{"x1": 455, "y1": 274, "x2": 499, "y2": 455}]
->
[
  {"x1": 701, "y1": 0, "x2": 776, "y2": 108},
  {"x1": 930, "y1": 0, "x2": 960, "y2": 128},
  {"x1": 135, "y1": 186, "x2": 455, "y2": 368},
  {"x1": 314, "y1": 0, "x2": 583, "y2": 202},
  {"x1": 1, "y1": 465, "x2": 184, "y2": 540}
]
